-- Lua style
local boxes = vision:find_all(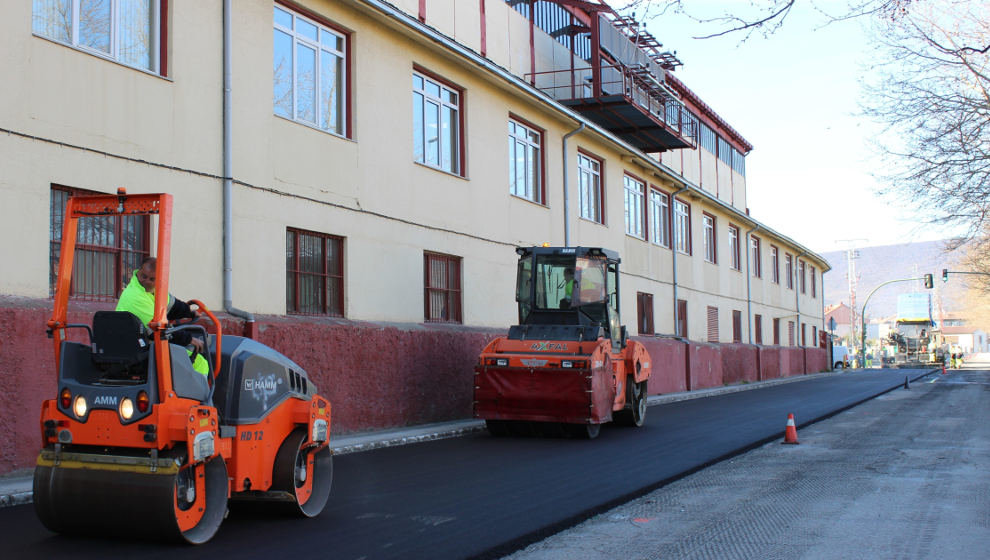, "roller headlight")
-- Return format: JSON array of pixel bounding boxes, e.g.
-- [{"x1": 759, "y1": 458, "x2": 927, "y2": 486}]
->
[
  {"x1": 73, "y1": 395, "x2": 88, "y2": 418},
  {"x1": 312, "y1": 419, "x2": 328, "y2": 443},
  {"x1": 119, "y1": 397, "x2": 134, "y2": 420},
  {"x1": 193, "y1": 431, "x2": 215, "y2": 462}
]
